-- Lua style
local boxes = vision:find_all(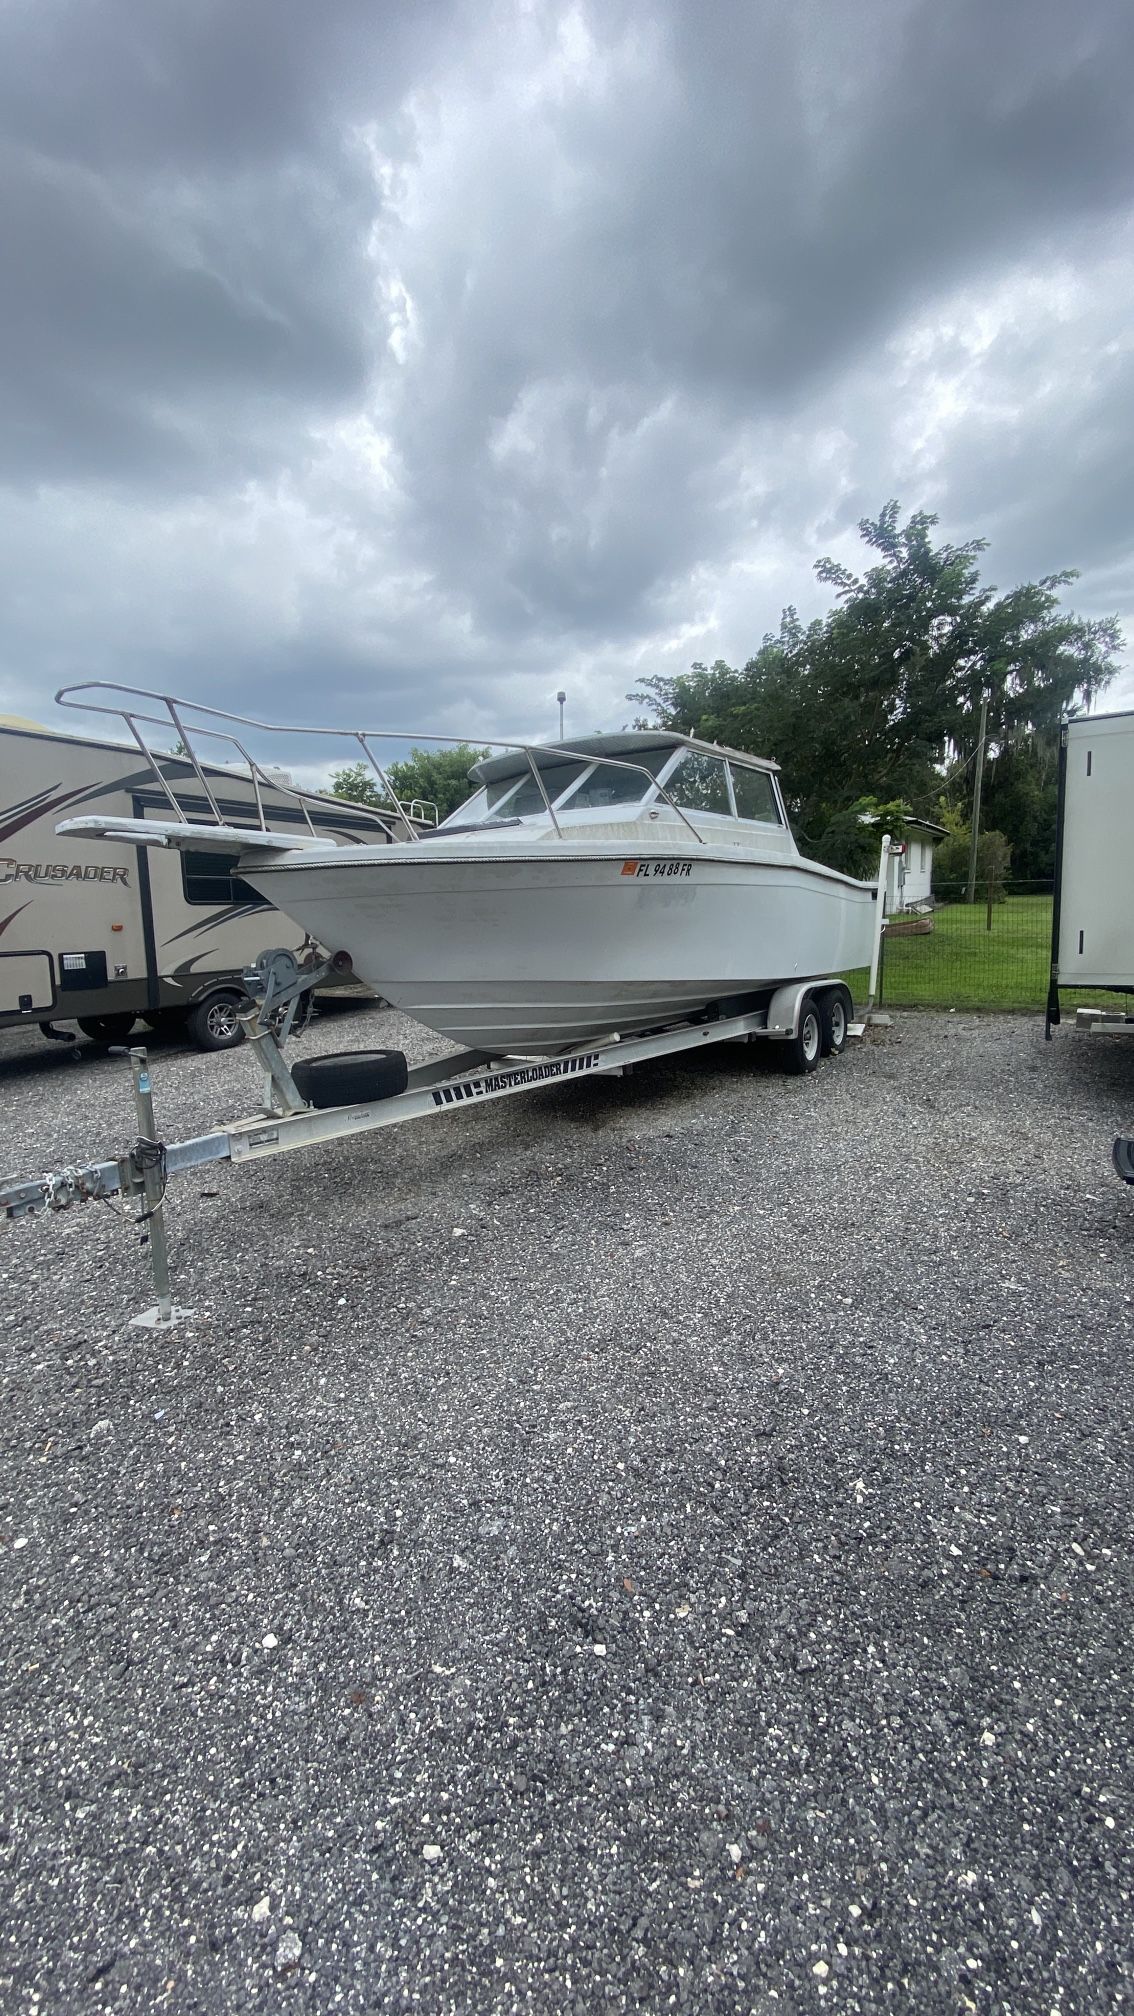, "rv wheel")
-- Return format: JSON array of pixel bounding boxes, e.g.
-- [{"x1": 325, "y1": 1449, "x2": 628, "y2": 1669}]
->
[
  {"x1": 187, "y1": 991, "x2": 246, "y2": 1052},
  {"x1": 77, "y1": 1014, "x2": 138, "y2": 1046}
]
